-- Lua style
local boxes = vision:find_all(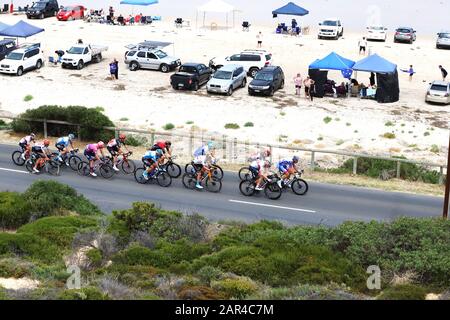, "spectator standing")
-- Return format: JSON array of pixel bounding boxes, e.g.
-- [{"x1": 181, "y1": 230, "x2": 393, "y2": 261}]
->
[
  {"x1": 256, "y1": 31, "x2": 263, "y2": 48},
  {"x1": 369, "y1": 72, "x2": 375, "y2": 86},
  {"x1": 109, "y1": 59, "x2": 119, "y2": 80},
  {"x1": 358, "y1": 37, "x2": 367, "y2": 55},
  {"x1": 304, "y1": 76, "x2": 315, "y2": 101},
  {"x1": 109, "y1": 6, "x2": 114, "y2": 18},
  {"x1": 439, "y1": 65, "x2": 448, "y2": 81},
  {"x1": 408, "y1": 65, "x2": 414, "y2": 81},
  {"x1": 293, "y1": 73, "x2": 303, "y2": 96}
]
